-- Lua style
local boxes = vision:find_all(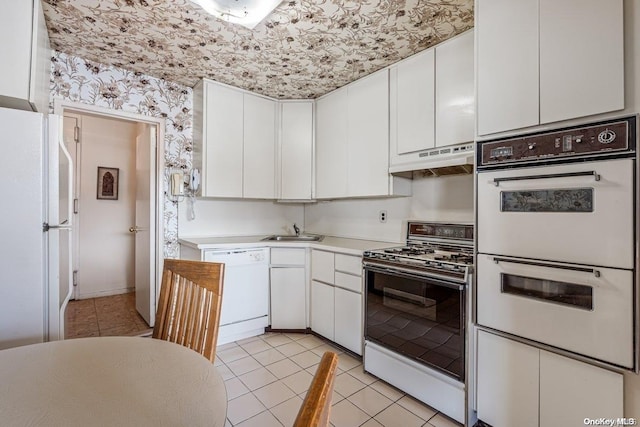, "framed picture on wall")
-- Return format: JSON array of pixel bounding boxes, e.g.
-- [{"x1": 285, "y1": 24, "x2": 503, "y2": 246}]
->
[{"x1": 97, "y1": 166, "x2": 119, "y2": 200}]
